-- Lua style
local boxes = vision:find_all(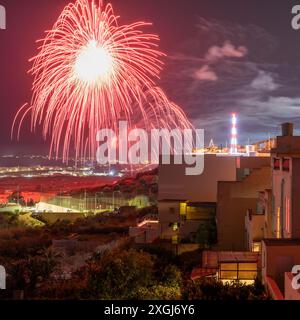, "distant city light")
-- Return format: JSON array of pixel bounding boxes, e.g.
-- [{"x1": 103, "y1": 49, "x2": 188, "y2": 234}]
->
[{"x1": 109, "y1": 170, "x2": 115, "y2": 176}]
